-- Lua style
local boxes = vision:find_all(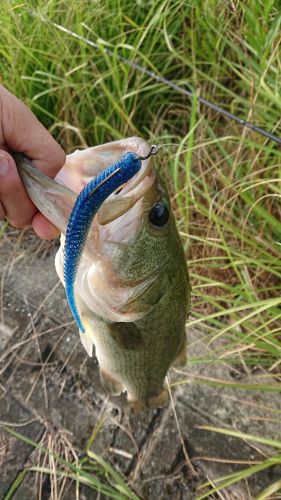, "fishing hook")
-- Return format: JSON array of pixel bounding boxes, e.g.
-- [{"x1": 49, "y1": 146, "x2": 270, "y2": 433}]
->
[
  {"x1": 88, "y1": 168, "x2": 121, "y2": 197},
  {"x1": 89, "y1": 143, "x2": 160, "y2": 197},
  {"x1": 137, "y1": 144, "x2": 160, "y2": 161}
]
